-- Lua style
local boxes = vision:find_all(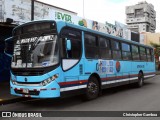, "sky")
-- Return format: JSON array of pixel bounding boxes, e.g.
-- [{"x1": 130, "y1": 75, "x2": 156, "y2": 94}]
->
[{"x1": 38, "y1": 0, "x2": 160, "y2": 32}]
